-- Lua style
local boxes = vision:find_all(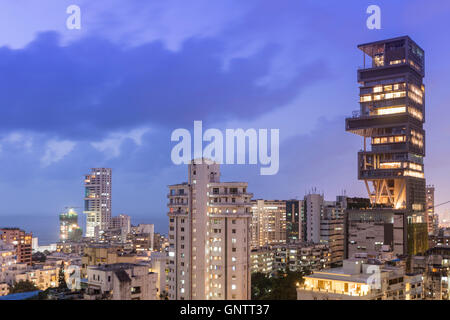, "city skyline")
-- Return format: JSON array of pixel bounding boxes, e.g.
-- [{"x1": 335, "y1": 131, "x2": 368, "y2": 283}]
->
[{"x1": 1, "y1": 1, "x2": 450, "y2": 242}]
